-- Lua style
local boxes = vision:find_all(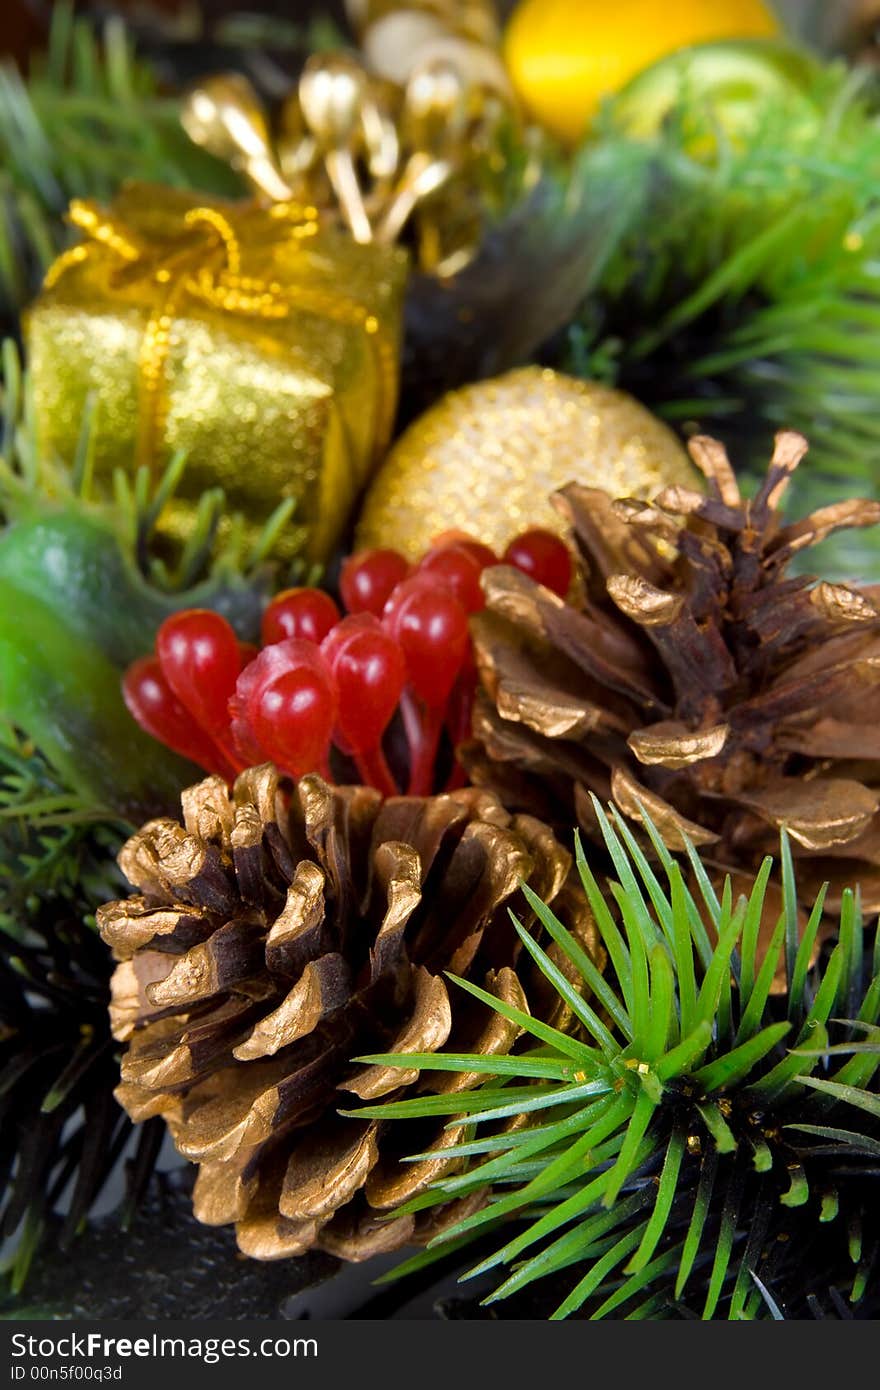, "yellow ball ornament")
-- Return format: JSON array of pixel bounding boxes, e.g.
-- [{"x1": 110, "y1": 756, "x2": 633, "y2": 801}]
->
[
  {"x1": 503, "y1": 0, "x2": 780, "y2": 145},
  {"x1": 355, "y1": 367, "x2": 697, "y2": 560}
]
